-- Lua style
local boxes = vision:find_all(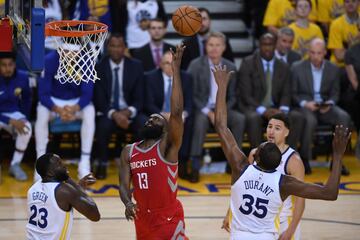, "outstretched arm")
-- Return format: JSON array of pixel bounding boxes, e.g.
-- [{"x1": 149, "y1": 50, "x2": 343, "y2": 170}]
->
[
  {"x1": 213, "y1": 65, "x2": 247, "y2": 184},
  {"x1": 281, "y1": 125, "x2": 350, "y2": 201},
  {"x1": 166, "y1": 44, "x2": 186, "y2": 157},
  {"x1": 56, "y1": 176, "x2": 100, "y2": 222},
  {"x1": 119, "y1": 145, "x2": 138, "y2": 221}
]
